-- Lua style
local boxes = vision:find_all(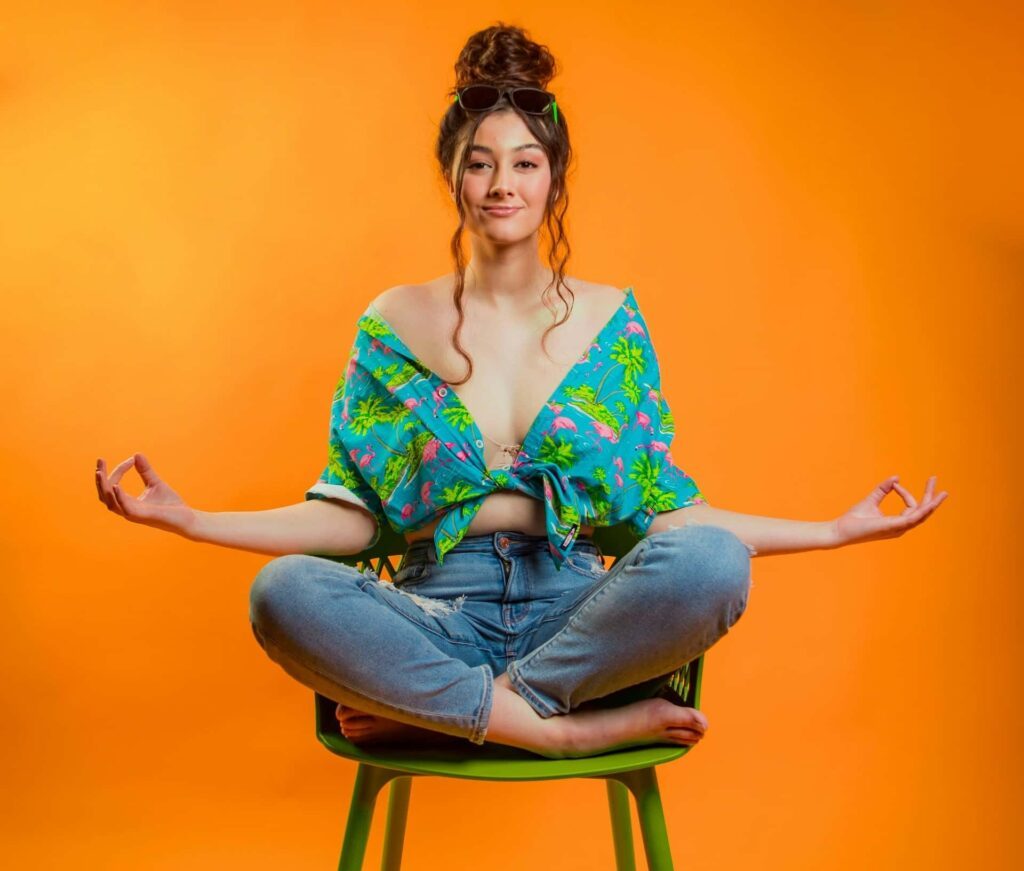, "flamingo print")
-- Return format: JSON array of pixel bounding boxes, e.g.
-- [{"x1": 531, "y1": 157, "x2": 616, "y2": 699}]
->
[
  {"x1": 430, "y1": 385, "x2": 447, "y2": 418},
  {"x1": 591, "y1": 421, "x2": 620, "y2": 444},
  {"x1": 422, "y1": 437, "x2": 442, "y2": 463},
  {"x1": 345, "y1": 350, "x2": 361, "y2": 381},
  {"x1": 445, "y1": 440, "x2": 470, "y2": 462},
  {"x1": 368, "y1": 337, "x2": 393, "y2": 355},
  {"x1": 578, "y1": 341, "x2": 601, "y2": 364}
]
